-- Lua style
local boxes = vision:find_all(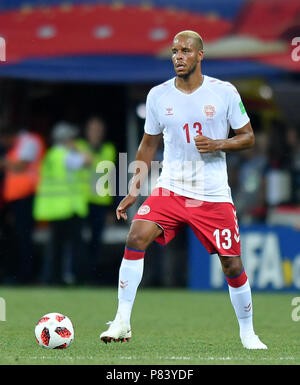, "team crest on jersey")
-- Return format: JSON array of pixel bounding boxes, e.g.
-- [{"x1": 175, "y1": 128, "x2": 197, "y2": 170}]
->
[
  {"x1": 203, "y1": 105, "x2": 216, "y2": 119},
  {"x1": 138, "y1": 205, "x2": 151, "y2": 215}
]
